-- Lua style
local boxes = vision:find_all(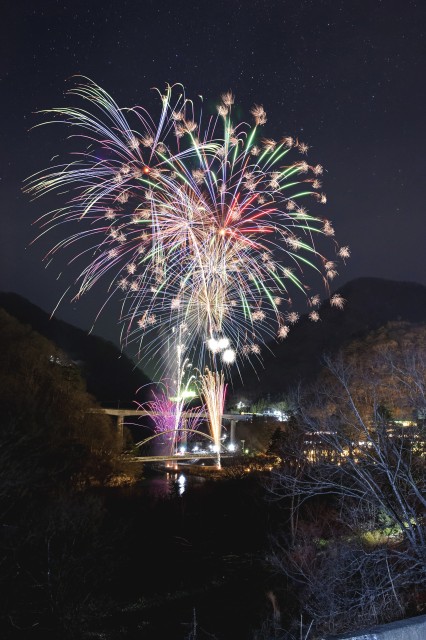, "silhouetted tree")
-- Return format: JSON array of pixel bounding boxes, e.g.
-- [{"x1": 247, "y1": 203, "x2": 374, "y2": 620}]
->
[
  {"x1": 0, "y1": 310, "x2": 122, "y2": 637},
  {"x1": 267, "y1": 327, "x2": 426, "y2": 635}
]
